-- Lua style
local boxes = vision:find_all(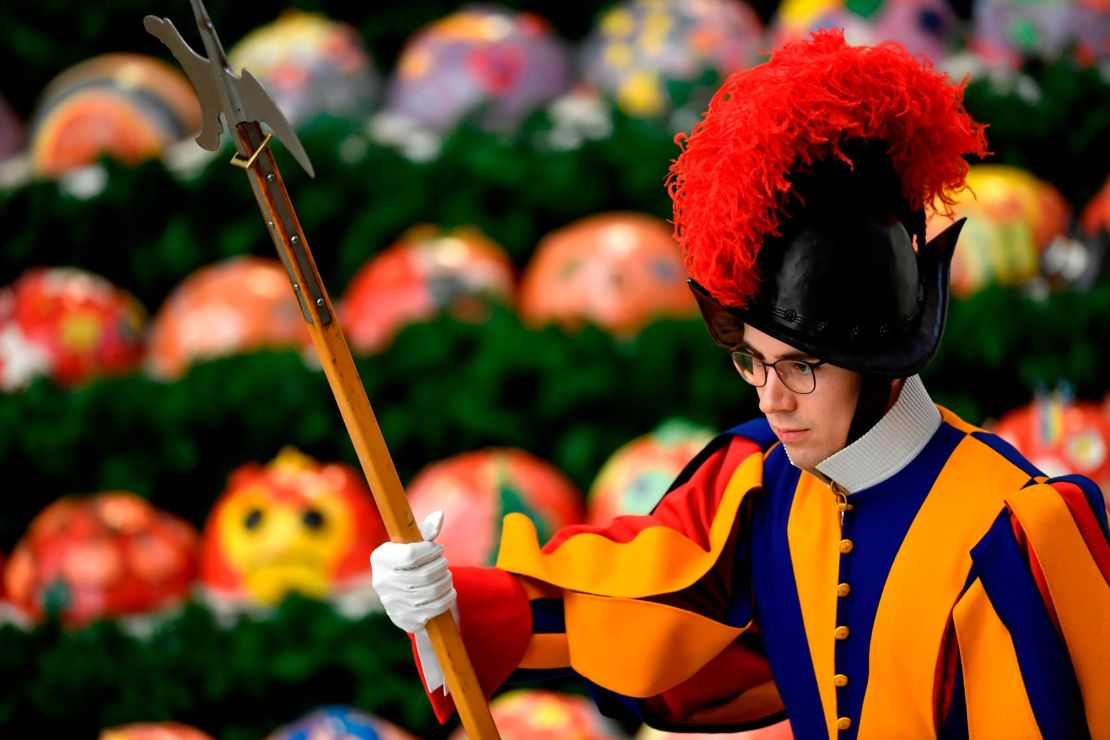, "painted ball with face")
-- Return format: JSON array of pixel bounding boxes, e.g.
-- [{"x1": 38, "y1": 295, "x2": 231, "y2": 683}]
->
[
  {"x1": 228, "y1": 10, "x2": 380, "y2": 129},
  {"x1": 588, "y1": 419, "x2": 715, "y2": 526},
  {"x1": 0, "y1": 267, "x2": 146, "y2": 390},
  {"x1": 447, "y1": 689, "x2": 623, "y2": 739},
  {"x1": 385, "y1": 6, "x2": 571, "y2": 132},
  {"x1": 266, "y1": 705, "x2": 416, "y2": 740},
  {"x1": 520, "y1": 212, "x2": 698, "y2": 337},
  {"x1": 992, "y1": 391, "x2": 1110, "y2": 495},
  {"x1": 406, "y1": 449, "x2": 584, "y2": 568},
  {"x1": 200, "y1": 448, "x2": 388, "y2": 608},
  {"x1": 146, "y1": 256, "x2": 310, "y2": 379},
  {"x1": 339, "y1": 225, "x2": 515, "y2": 354},
  {"x1": 2, "y1": 492, "x2": 199, "y2": 627},
  {"x1": 30, "y1": 53, "x2": 201, "y2": 176}
]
